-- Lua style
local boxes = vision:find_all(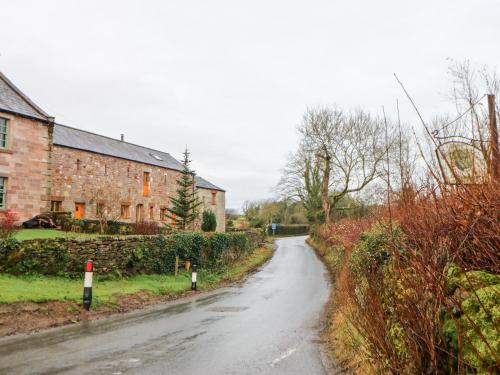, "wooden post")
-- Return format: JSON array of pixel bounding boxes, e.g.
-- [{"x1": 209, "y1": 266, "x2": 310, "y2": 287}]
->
[
  {"x1": 174, "y1": 255, "x2": 179, "y2": 277},
  {"x1": 488, "y1": 94, "x2": 499, "y2": 180}
]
